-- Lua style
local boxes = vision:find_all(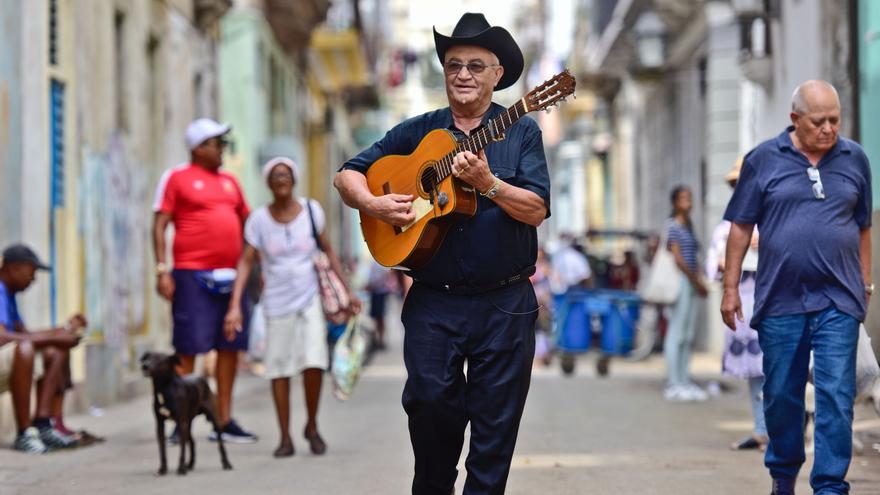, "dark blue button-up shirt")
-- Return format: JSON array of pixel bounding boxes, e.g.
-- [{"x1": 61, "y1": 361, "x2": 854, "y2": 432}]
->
[
  {"x1": 724, "y1": 126, "x2": 872, "y2": 328},
  {"x1": 341, "y1": 102, "x2": 551, "y2": 287}
]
